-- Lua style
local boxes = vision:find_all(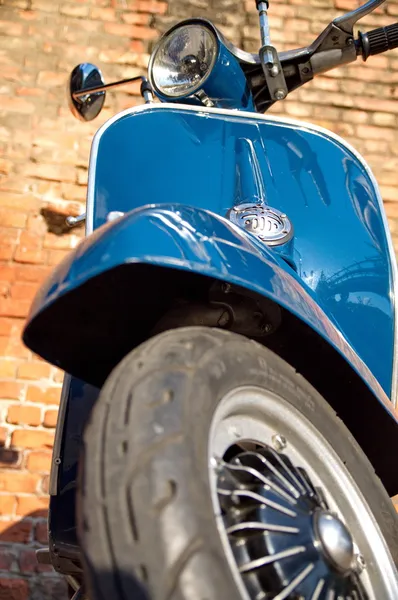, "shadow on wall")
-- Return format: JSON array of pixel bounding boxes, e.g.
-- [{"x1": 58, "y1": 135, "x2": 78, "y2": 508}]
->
[{"x1": 0, "y1": 512, "x2": 68, "y2": 600}]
